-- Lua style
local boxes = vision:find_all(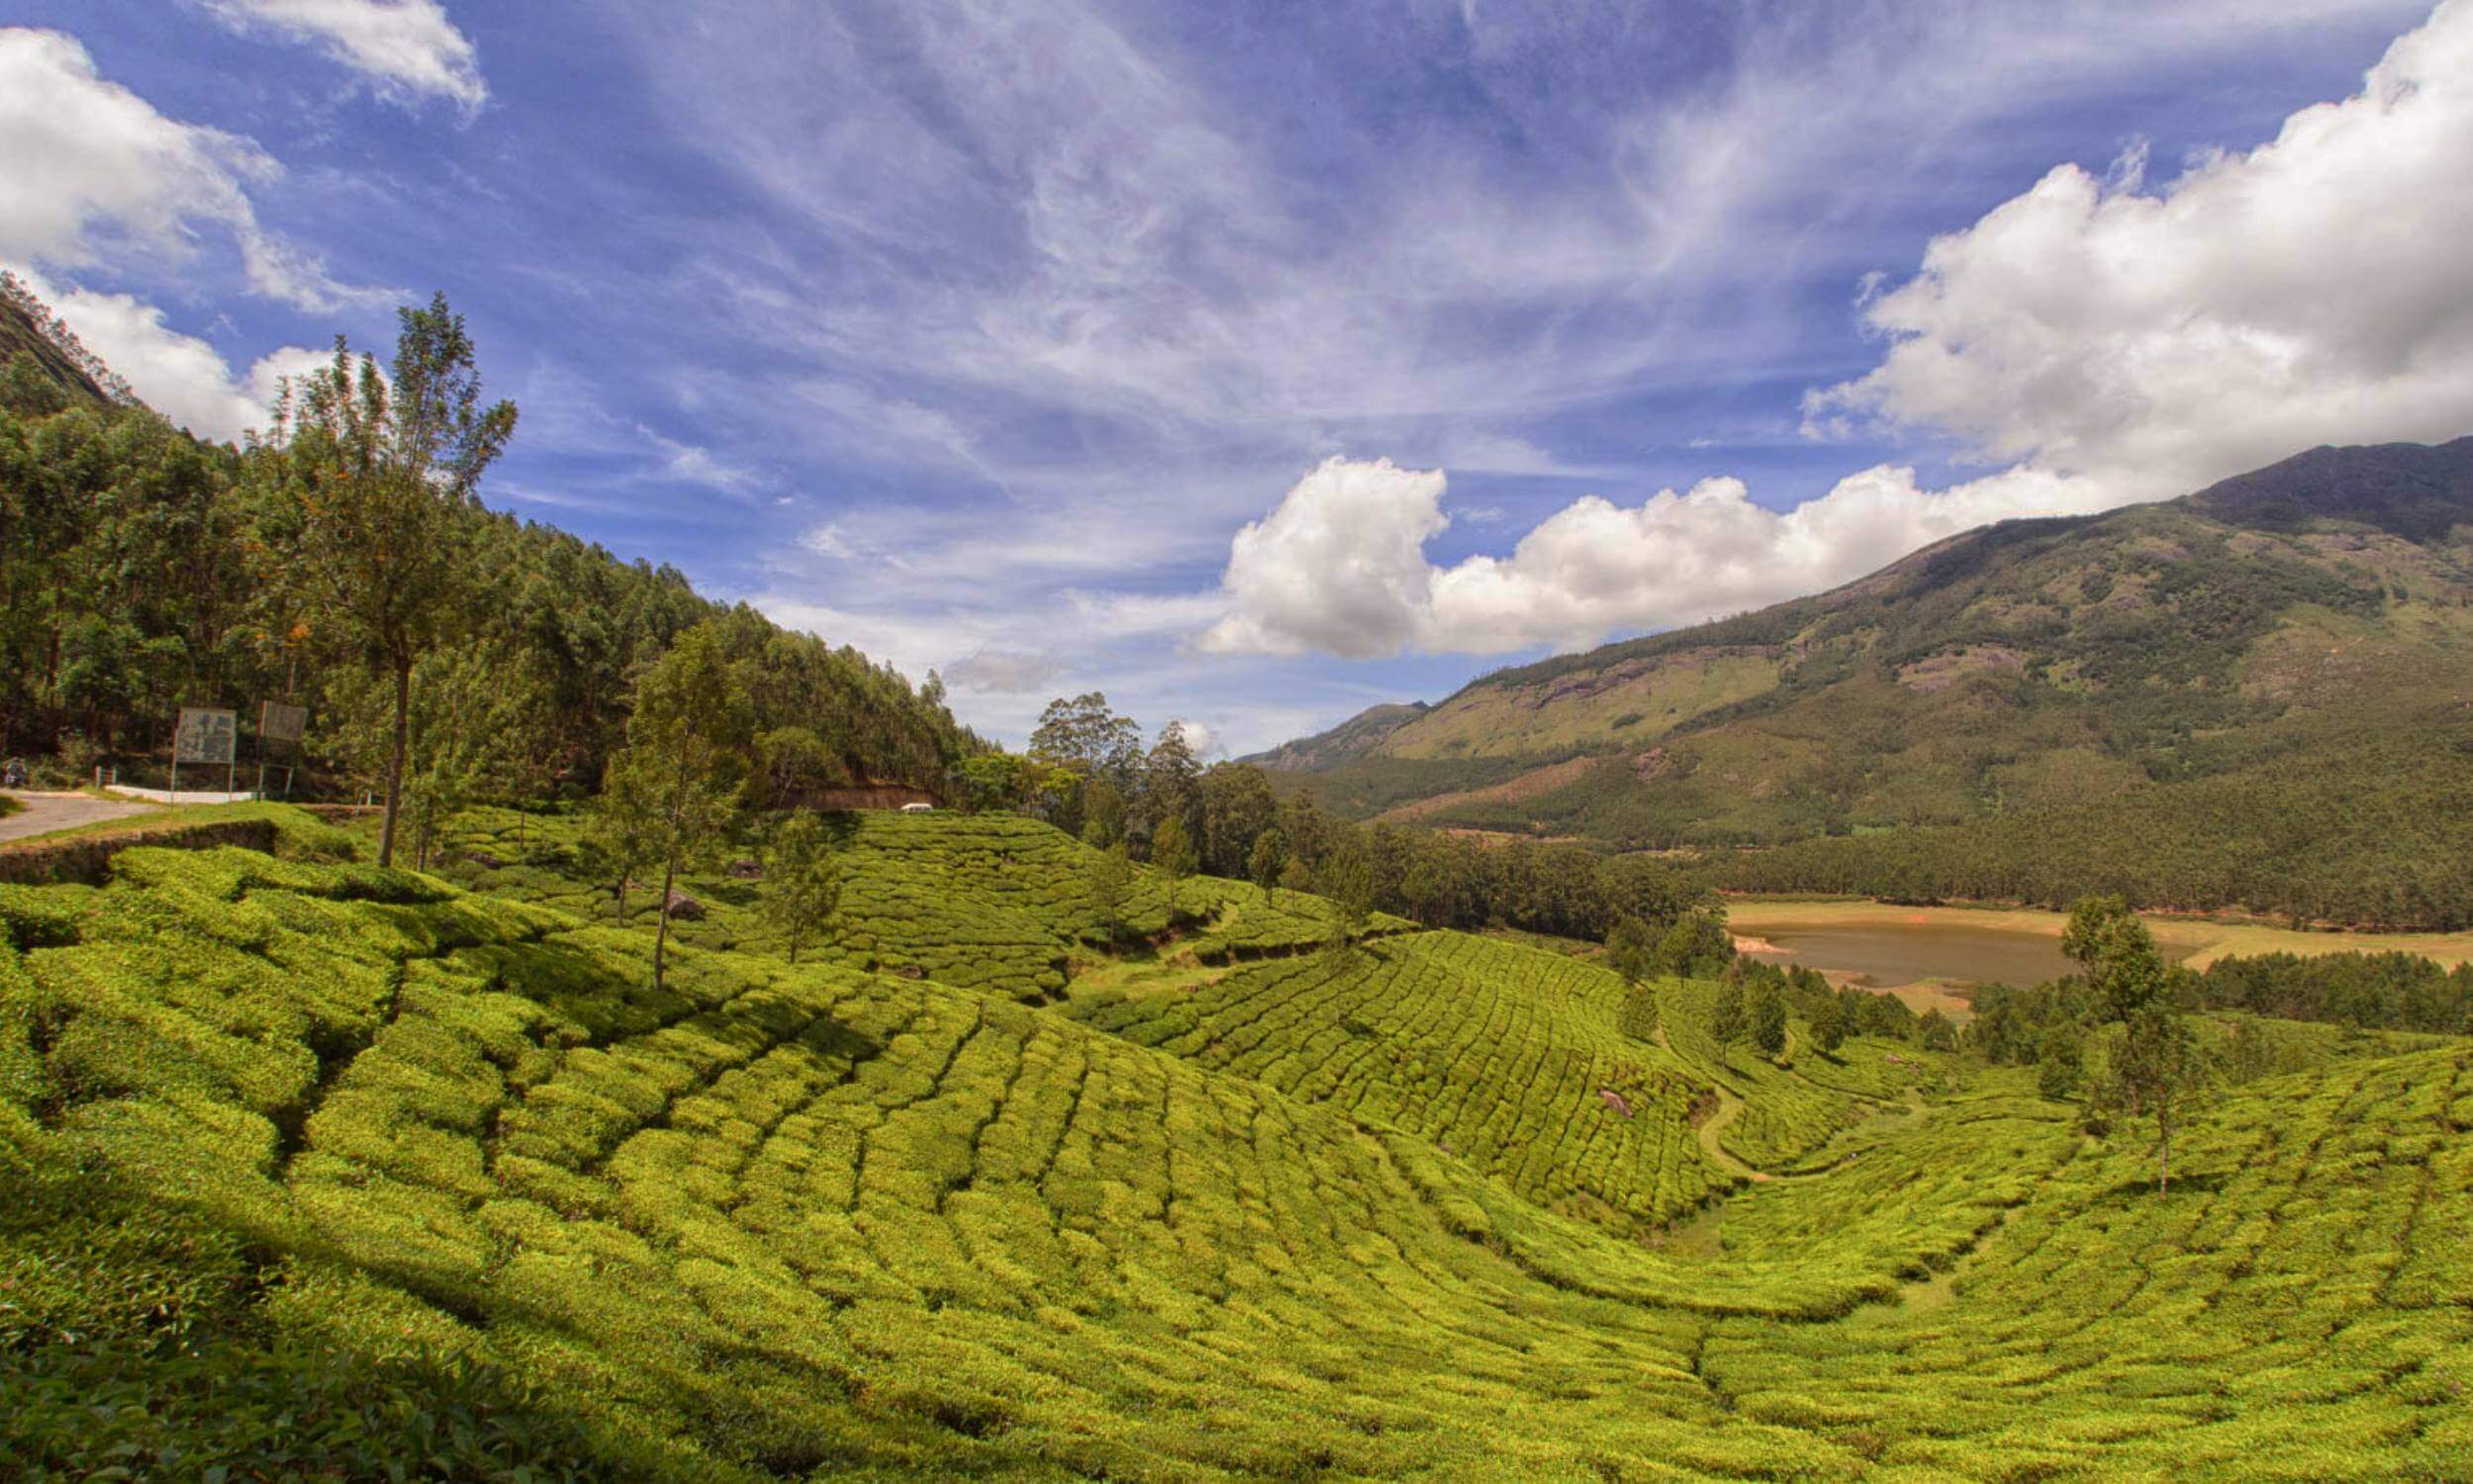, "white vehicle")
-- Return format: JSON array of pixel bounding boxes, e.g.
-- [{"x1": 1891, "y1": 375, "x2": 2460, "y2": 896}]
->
[{"x1": 900, "y1": 801, "x2": 935, "y2": 814}]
